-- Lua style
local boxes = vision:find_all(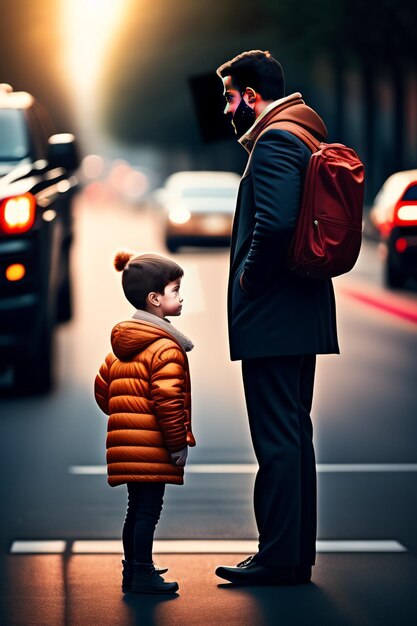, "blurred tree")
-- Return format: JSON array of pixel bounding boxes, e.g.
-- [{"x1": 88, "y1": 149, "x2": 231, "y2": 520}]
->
[
  {"x1": 344, "y1": 0, "x2": 417, "y2": 184},
  {"x1": 259, "y1": 0, "x2": 417, "y2": 194}
]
